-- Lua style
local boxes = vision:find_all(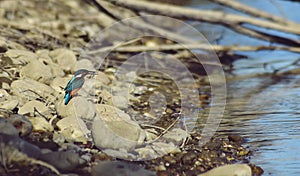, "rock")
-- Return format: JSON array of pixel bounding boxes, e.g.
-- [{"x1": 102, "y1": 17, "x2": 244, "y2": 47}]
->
[
  {"x1": 75, "y1": 59, "x2": 96, "y2": 71},
  {"x1": 0, "y1": 99, "x2": 18, "y2": 111},
  {"x1": 0, "y1": 133, "x2": 41, "y2": 159},
  {"x1": 11, "y1": 78, "x2": 56, "y2": 102},
  {"x1": 40, "y1": 151, "x2": 86, "y2": 172},
  {"x1": 91, "y1": 161, "x2": 155, "y2": 176},
  {"x1": 0, "y1": 89, "x2": 10, "y2": 100},
  {"x1": 50, "y1": 48, "x2": 77, "y2": 72},
  {"x1": 8, "y1": 114, "x2": 33, "y2": 137},
  {"x1": 50, "y1": 77, "x2": 70, "y2": 93},
  {"x1": 101, "y1": 149, "x2": 137, "y2": 160},
  {"x1": 20, "y1": 60, "x2": 53, "y2": 84},
  {"x1": 27, "y1": 116, "x2": 53, "y2": 132},
  {"x1": 162, "y1": 128, "x2": 188, "y2": 144},
  {"x1": 94, "y1": 71, "x2": 111, "y2": 85},
  {"x1": 0, "y1": 117, "x2": 19, "y2": 136},
  {"x1": 5, "y1": 49, "x2": 38, "y2": 64},
  {"x1": 112, "y1": 95, "x2": 128, "y2": 109},
  {"x1": 18, "y1": 100, "x2": 51, "y2": 119},
  {"x1": 56, "y1": 117, "x2": 90, "y2": 143},
  {"x1": 150, "y1": 142, "x2": 180, "y2": 156},
  {"x1": 228, "y1": 135, "x2": 245, "y2": 144},
  {"x1": 92, "y1": 104, "x2": 146, "y2": 151},
  {"x1": 55, "y1": 96, "x2": 97, "y2": 121},
  {"x1": 199, "y1": 164, "x2": 252, "y2": 176},
  {"x1": 37, "y1": 51, "x2": 65, "y2": 78}
]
